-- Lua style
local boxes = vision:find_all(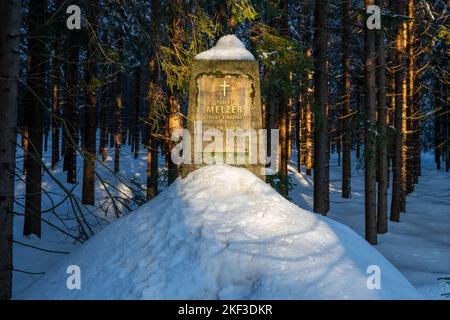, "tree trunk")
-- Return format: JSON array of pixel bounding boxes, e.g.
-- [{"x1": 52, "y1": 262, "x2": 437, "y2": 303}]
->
[
  {"x1": 375, "y1": 0, "x2": 388, "y2": 234},
  {"x1": 147, "y1": 0, "x2": 160, "y2": 198},
  {"x1": 63, "y1": 30, "x2": 80, "y2": 184},
  {"x1": 390, "y1": 2, "x2": 406, "y2": 222},
  {"x1": 24, "y1": 0, "x2": 47, "y2": 236},
  {"x1": 114, "y1": 73, "x2": 122, "y2": 174},
  {"x1": 400, "y1": 19, "x2": 408, "y2": 212},
  {"x1": 82, "y1": 1, "x2": 98, "y2": 205},
  {"x1": 364, "y1": 0, "x2": 378, "y2": 245},
  {"x1": 167, "y1": 92, "x2": 181, "y2": 185},
  {"x1": 99, "y1": 82, "x2": 108, "y2": 162},
  {"x1": 313, "y1": 0, "x2": 330, "y2": 215},
  {"x1": 406, "y1": 0, "x2": 415, "y2": 194},
  {"x1": 341, "y1": 0, "x2": 351, "y2": 199},
  {"x1": 51, "y1": 54, "x2": 60, "y2": 171},
  {"x1": 279, "y1": 97, "x2": 289, "y2": 197},
  {"x1": 133, "y1": 68, "x2": 141, "y2": 159},
  {"x1": 297, "y1": 99, "x2": 303, "y2": 172},
  {"x1": 434, "y1": 77, "x2": 442, "y2": 170},
  {"x1": 303, "y1": 2, "x2": 314, "y2": 176},
  {"x1": 0, "y1": 0, "x2": 21, "y2": 299},
  {"x1": 215, "y1": 0, "x2": 228, "y2": 37},
  {"x1": 277, "y1": 0, "x2": 289, "y2": 197}
]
